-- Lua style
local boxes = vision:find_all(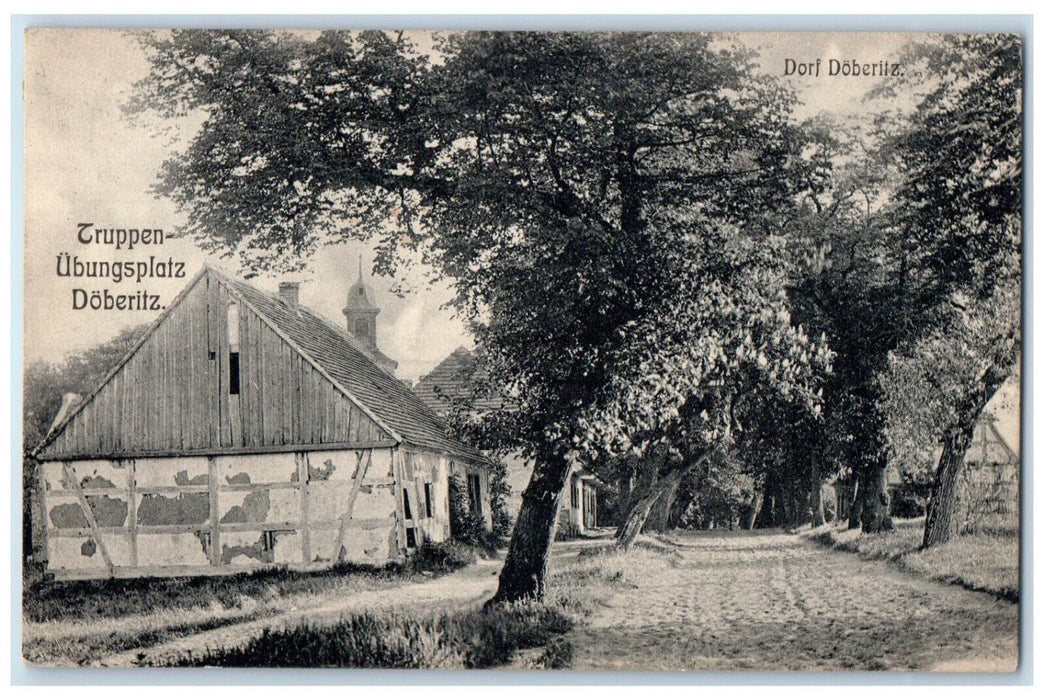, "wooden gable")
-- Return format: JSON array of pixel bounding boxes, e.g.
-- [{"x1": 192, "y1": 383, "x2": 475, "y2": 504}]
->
[{"x1": 38, "y1": 269, "x2": 393, "y2": 460}]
